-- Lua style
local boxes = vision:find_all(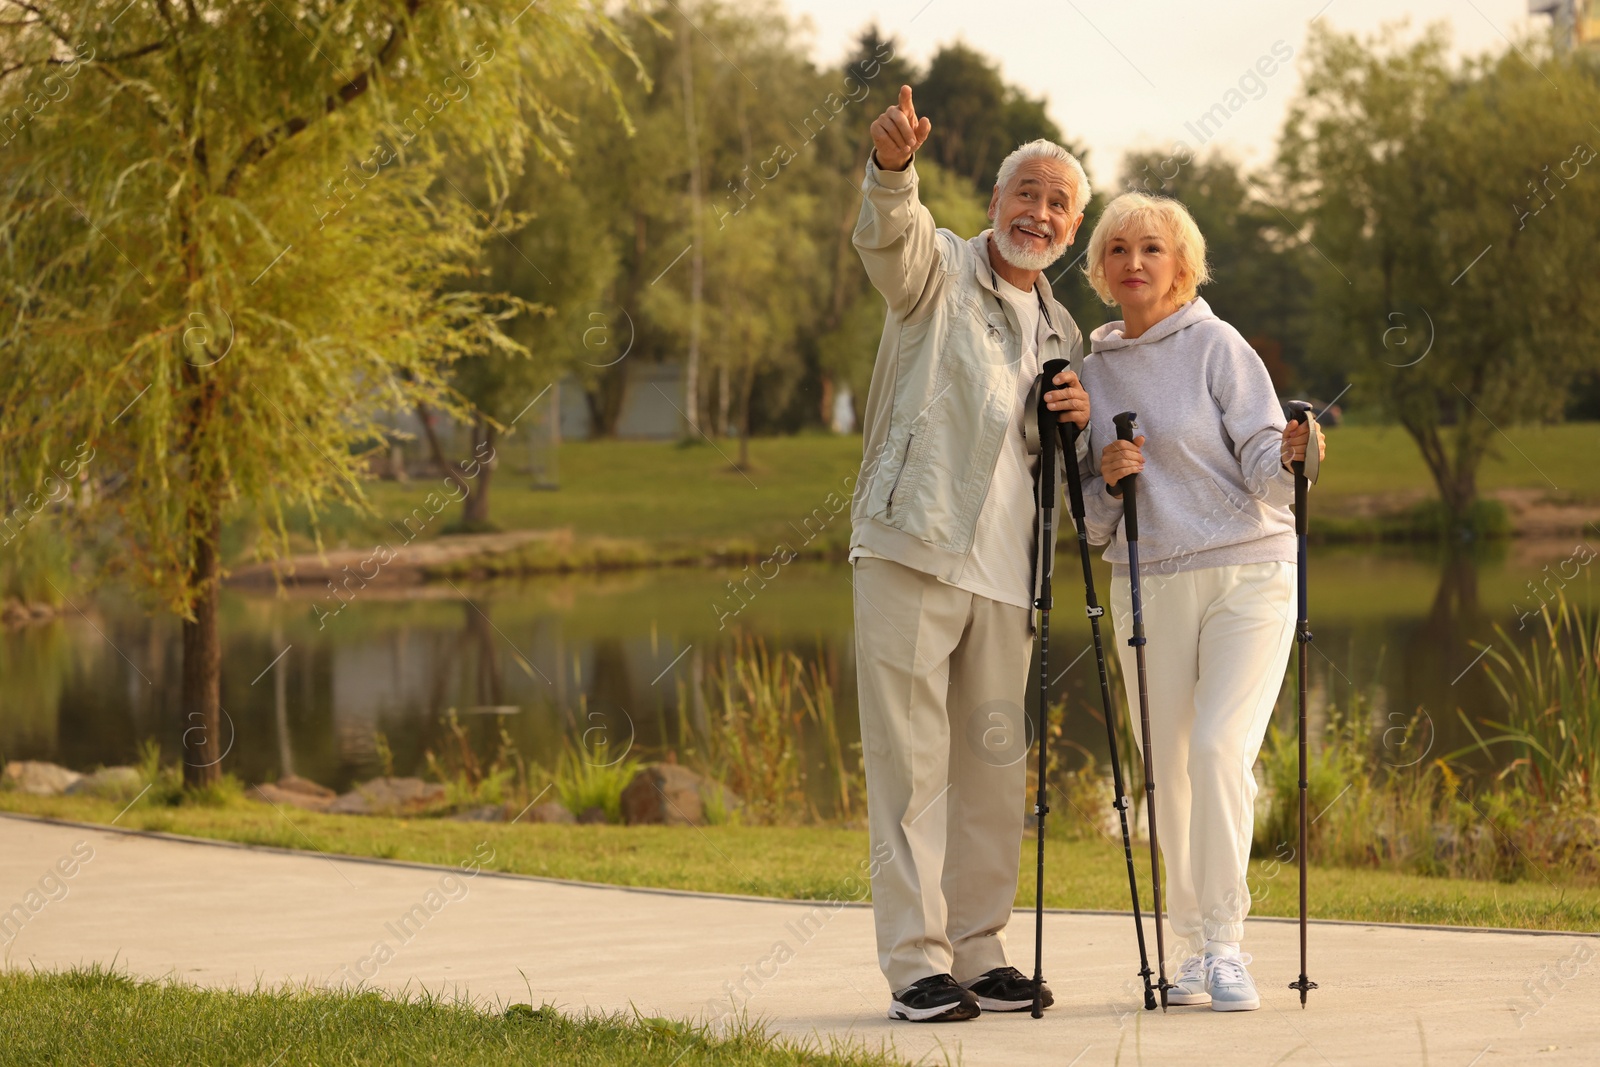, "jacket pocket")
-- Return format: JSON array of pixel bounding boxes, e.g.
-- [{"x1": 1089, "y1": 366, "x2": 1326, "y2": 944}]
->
[{"x1": 886, "y1": 432, "x2": 913, "y2": 513}]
